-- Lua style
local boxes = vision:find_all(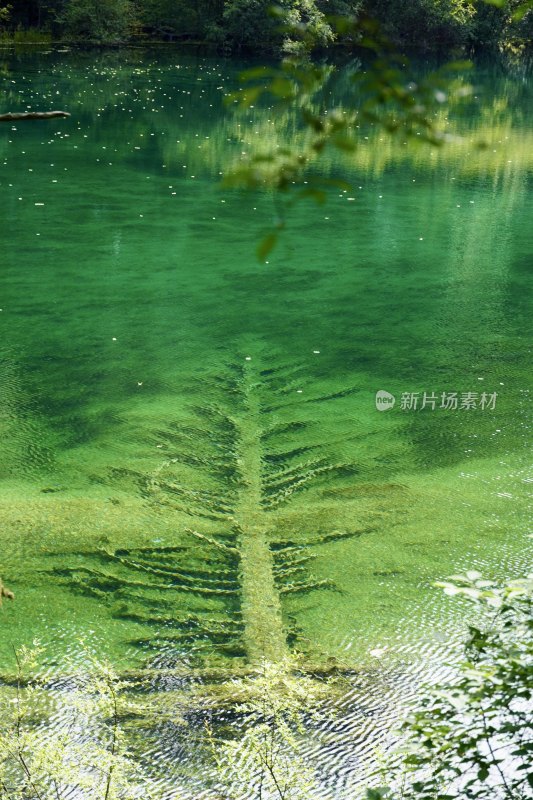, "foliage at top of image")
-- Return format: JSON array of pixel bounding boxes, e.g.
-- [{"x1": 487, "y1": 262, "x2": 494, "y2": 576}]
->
[
  {"x1": 218, "y1": 0, "x2": 532, "y2": 259},
  {"x1": 0, "y1": 0, "x2": 532, "y2": 48}
]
